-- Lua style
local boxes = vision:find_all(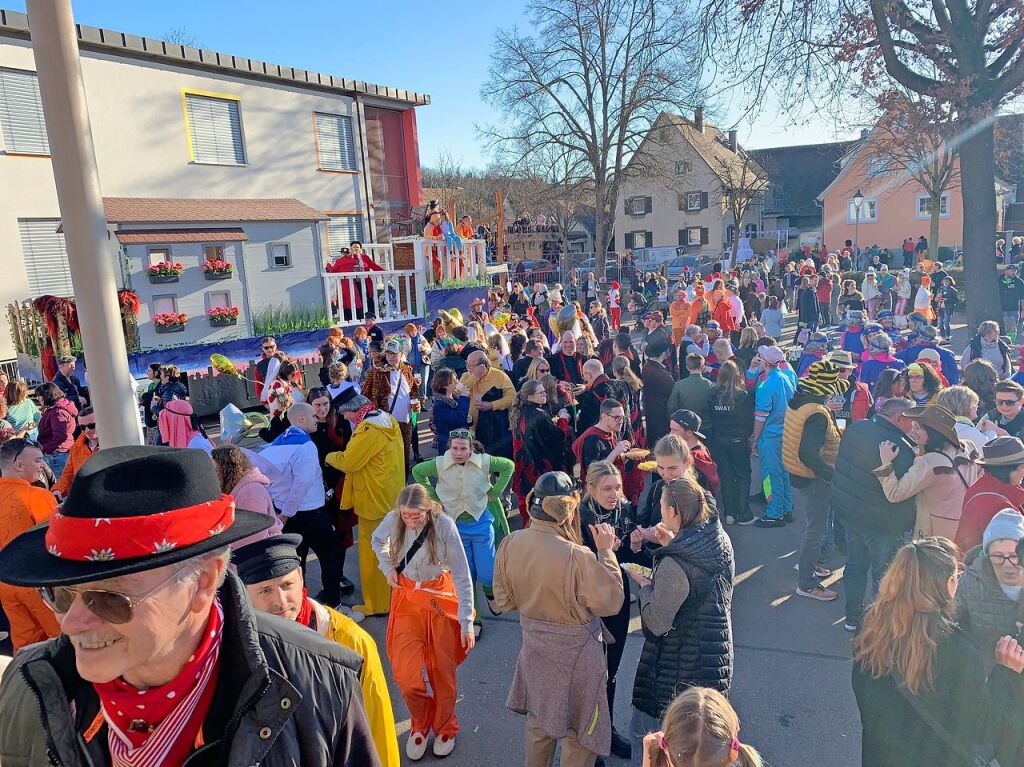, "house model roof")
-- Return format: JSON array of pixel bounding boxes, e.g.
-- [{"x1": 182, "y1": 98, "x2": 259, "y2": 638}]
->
[{"x1": 103, "y1": 197, "x2": 329, "y2": 224}]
